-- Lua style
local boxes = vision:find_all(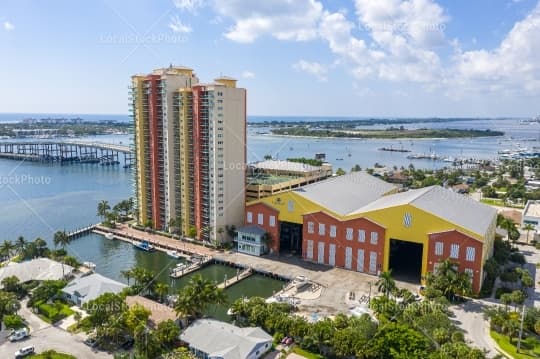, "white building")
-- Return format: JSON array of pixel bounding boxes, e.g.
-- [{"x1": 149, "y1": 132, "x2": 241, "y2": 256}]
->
[
  {"x1": 0, "y1": 258, "x2": 73, "y2": 285},
  {"x1": 62, "y1": 273, "x2": 126, "y2": 306},
  {"x1": 181, "y1": 319, "x2": 272, "y2": 359},
  {"x1": 235, "y1": 225, "x2": 268, "y2": 256}
]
